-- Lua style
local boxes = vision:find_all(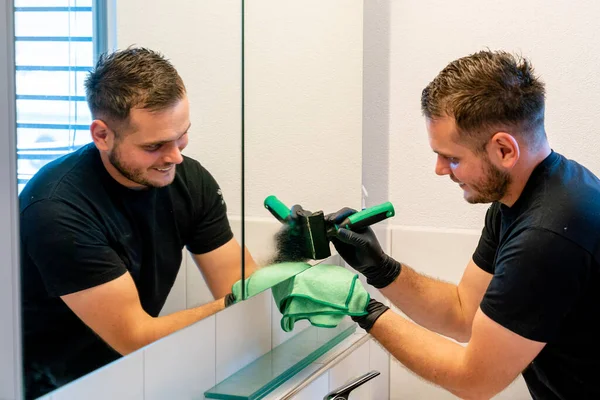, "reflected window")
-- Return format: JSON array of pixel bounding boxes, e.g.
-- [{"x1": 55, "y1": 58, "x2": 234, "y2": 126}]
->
[{"x1": 14, "y1": 0, "x2": 106, "y2": 192}]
